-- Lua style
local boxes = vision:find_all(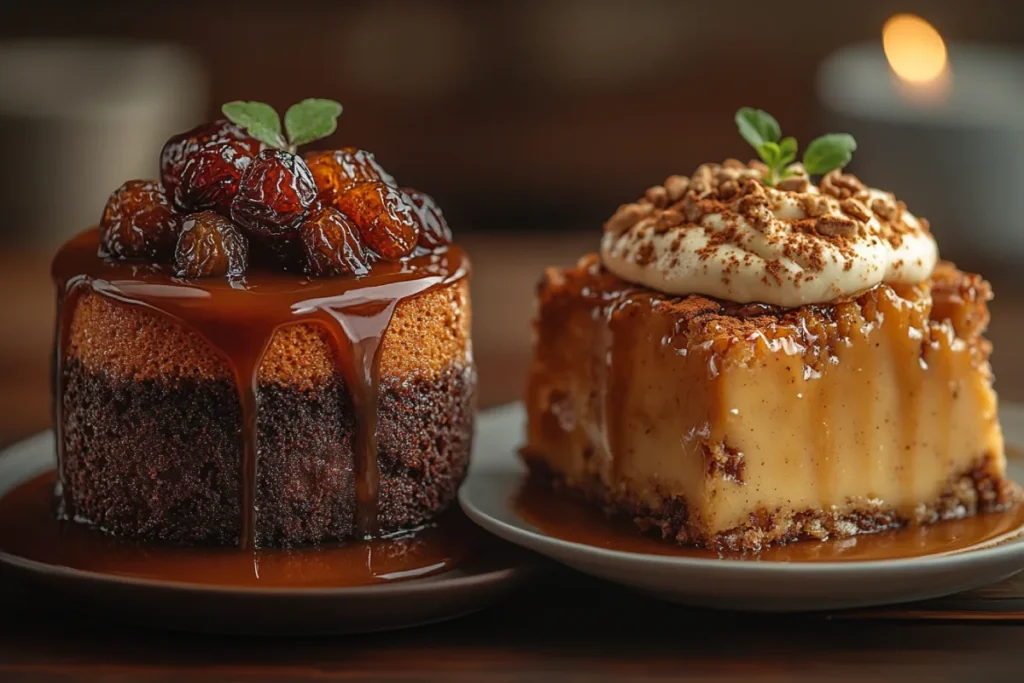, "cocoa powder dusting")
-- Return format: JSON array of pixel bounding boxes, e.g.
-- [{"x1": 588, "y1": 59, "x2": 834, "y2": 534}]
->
[
  {"x1": 634, "y1": 241, "x2": 656, "y2": 266},
  {"x1": 601, "y1": 158, "x2": 932, "y2": 292}
]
